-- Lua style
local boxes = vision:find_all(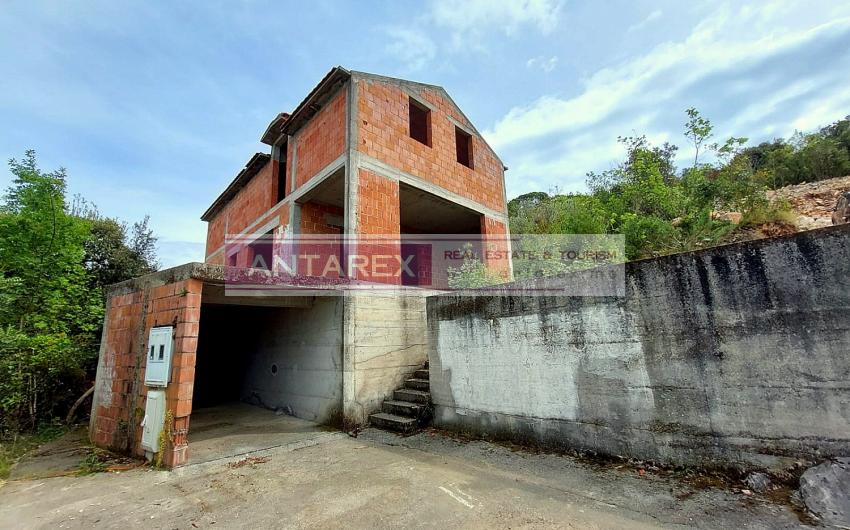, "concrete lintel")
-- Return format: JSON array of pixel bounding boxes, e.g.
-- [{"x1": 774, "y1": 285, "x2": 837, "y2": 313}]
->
[
  {"x1": 201, "y1": 284, "x2": 314, "y2": 308},
  {"x1": 357, "y1": 154, "x2": 508, "y2": 222},
  {"x1": 107, "y1": 262, "x2": 226, "y2": 297},
  {"x1": 446, "y1": 115, "x2": 475, "y2": 137},
  {"x1": 291, "y1": 155, "x2": 346, "y2": 205}
]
